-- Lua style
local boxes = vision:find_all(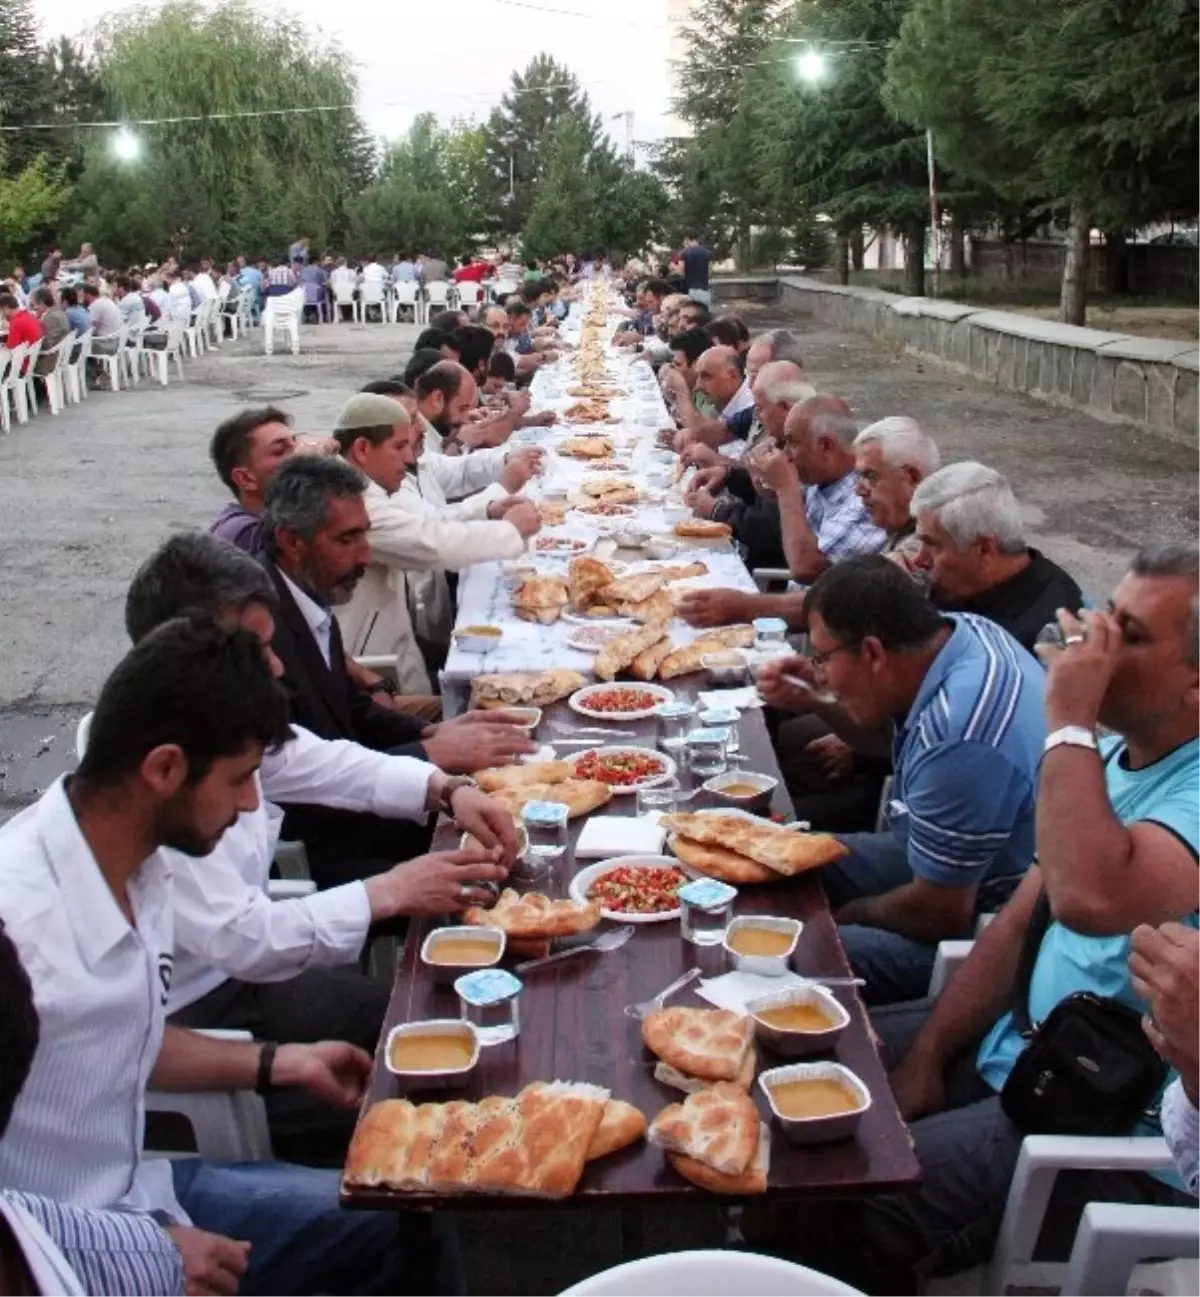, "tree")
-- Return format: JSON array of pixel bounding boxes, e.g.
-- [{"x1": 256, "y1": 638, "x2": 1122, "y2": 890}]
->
[
  {"x1": 0, "y1": 0, "x2": 56, "y2": 175},
  {"x1": 595, "y1": 168, "x2": 670, "y2": 263},
  {"x1": 520, "y1": 117, "x2": 595, "y2": 260},
  {"x1": 0, "y1": 142, "x2": 70, "y2": 267},
  {"x1": 59, "y1": 0, "x2": 370, "y2": 263},
  {"x1": 481, "y1": 54, "x2": 616, "y2": 238}
]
